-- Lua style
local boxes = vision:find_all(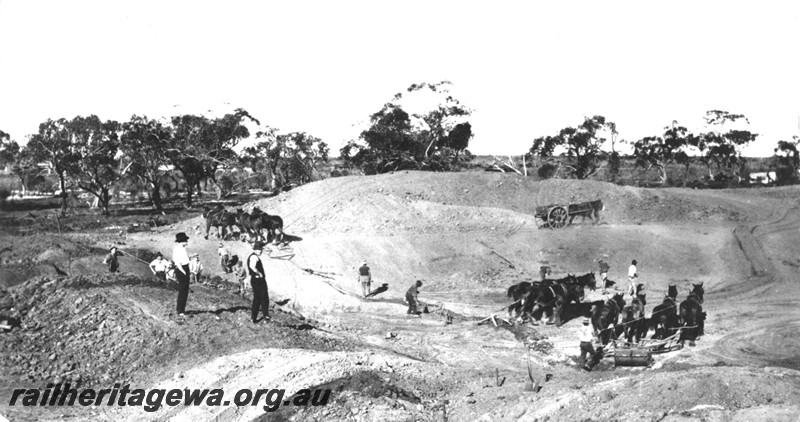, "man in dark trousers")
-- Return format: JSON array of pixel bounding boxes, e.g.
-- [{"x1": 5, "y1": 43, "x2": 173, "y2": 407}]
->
[
  {"x1": 172, "y1": 232, "x2": 191, "y2": 317},
  {"x1": 103, "y1": 246, "x2": 121, "y2": 273},
  {"x1": 358, "y1": 260, "x2": 372, "y2": 298},
  {"x1": 248, "y1": 241, "x2": 270, "y2": 323},
  {"x1": 406, "y1": 280, "x2": 423, "y2": 316}
]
